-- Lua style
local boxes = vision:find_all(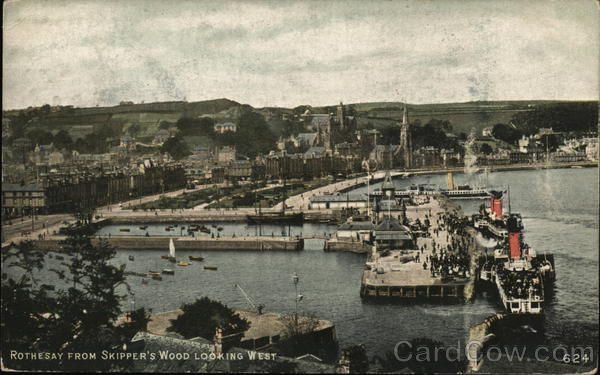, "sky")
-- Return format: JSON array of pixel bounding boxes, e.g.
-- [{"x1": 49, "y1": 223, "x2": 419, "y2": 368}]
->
[{"x1": 3, "y1": 0, "x2": 599, "y2": 109}]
